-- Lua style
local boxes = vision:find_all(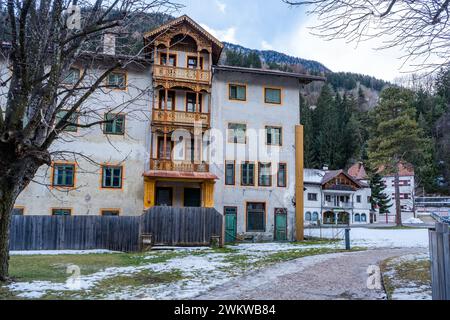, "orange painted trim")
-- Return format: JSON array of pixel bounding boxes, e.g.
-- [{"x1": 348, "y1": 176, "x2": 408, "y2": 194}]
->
[
  {"x1": 50, "y1": 161, "x2": 77, "y2": 190},
  {"x1": 185, "y1": 91, "x2": 203, "y2": 113},
  {"x1": 224, "y1": 160, "x2": 236, "y2": 186},
  {"x1": 105, "y1": 69, "x2": 128, "y2": 91},
  {"x1": 100, "y1": 208, "x2": 122, "y2": 216},
  {"x1": 102, "y1": 112, "x2": 126, "y2": 136},
  {"x1": 186, "y1": 55, "x2": 204, "y2": 70},
  {"x1": 265, "y1": 126, "x2": 283, "y2": 146},
  {"x1": 258, "y1": 162, "x2": 273, "y2": 187},
  {"x1": 13, "y1": 206, "x2": 25, "y2": 215},
  {"x1": 240, "y1": 161, "x2": 256, "y2": 187},
  {"x1": 228, "y1": 83, "x2": 247, "y2": 102},
  {"x1": 263, "y1": 86, "x2": 283, "y2": 105}
]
